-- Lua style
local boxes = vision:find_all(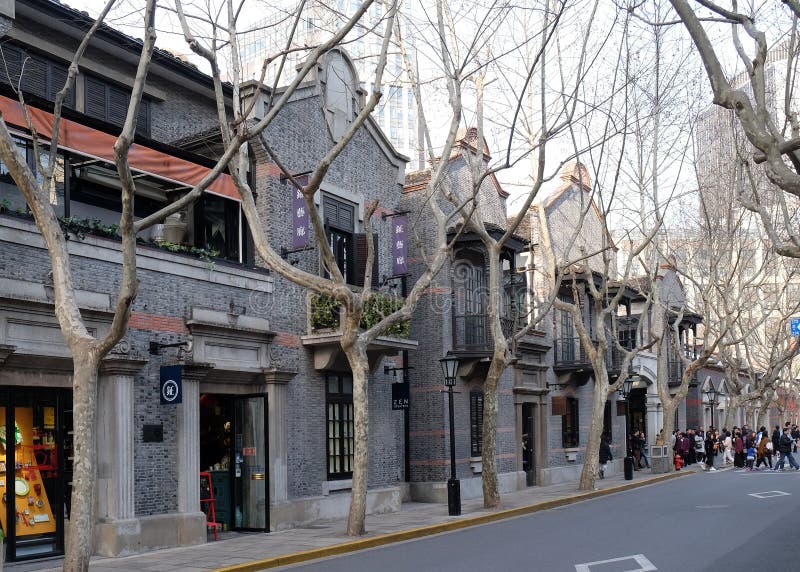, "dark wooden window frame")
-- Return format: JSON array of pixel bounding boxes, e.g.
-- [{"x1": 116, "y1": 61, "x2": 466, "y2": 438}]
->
[
  {"x1": 561, "y1": 396, "x2": 579, "y2": 448},
  {"x1": 325, "y1": 372, "x2": 354, "y2": 480},
  {"x1": 469, "y1": 389, "x2": 484, "y2": 456}
]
